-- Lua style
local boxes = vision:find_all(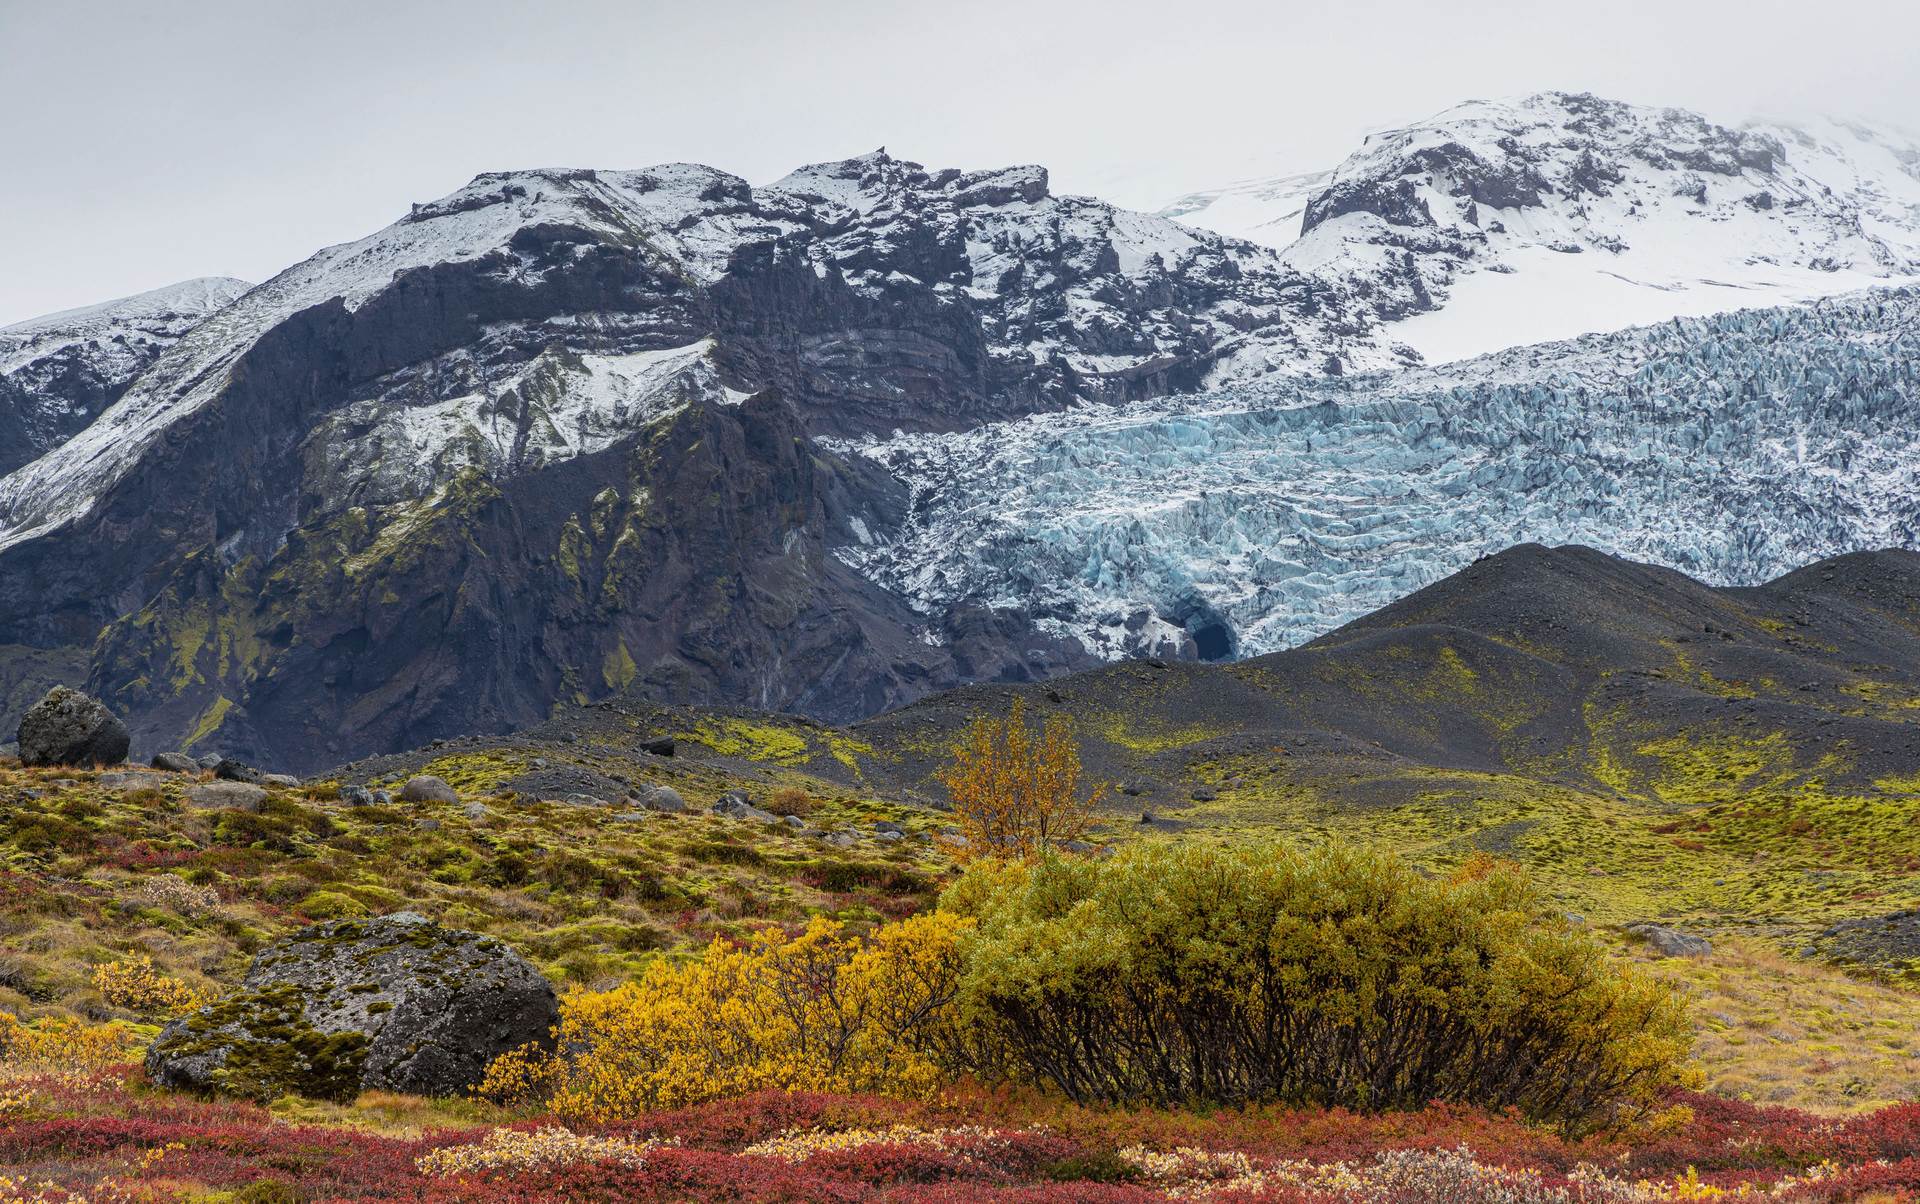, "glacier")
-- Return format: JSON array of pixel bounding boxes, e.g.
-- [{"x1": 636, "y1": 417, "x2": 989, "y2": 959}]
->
[{"x1": 829, "y1": 287, "x2": 1920, "y2": 662}]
